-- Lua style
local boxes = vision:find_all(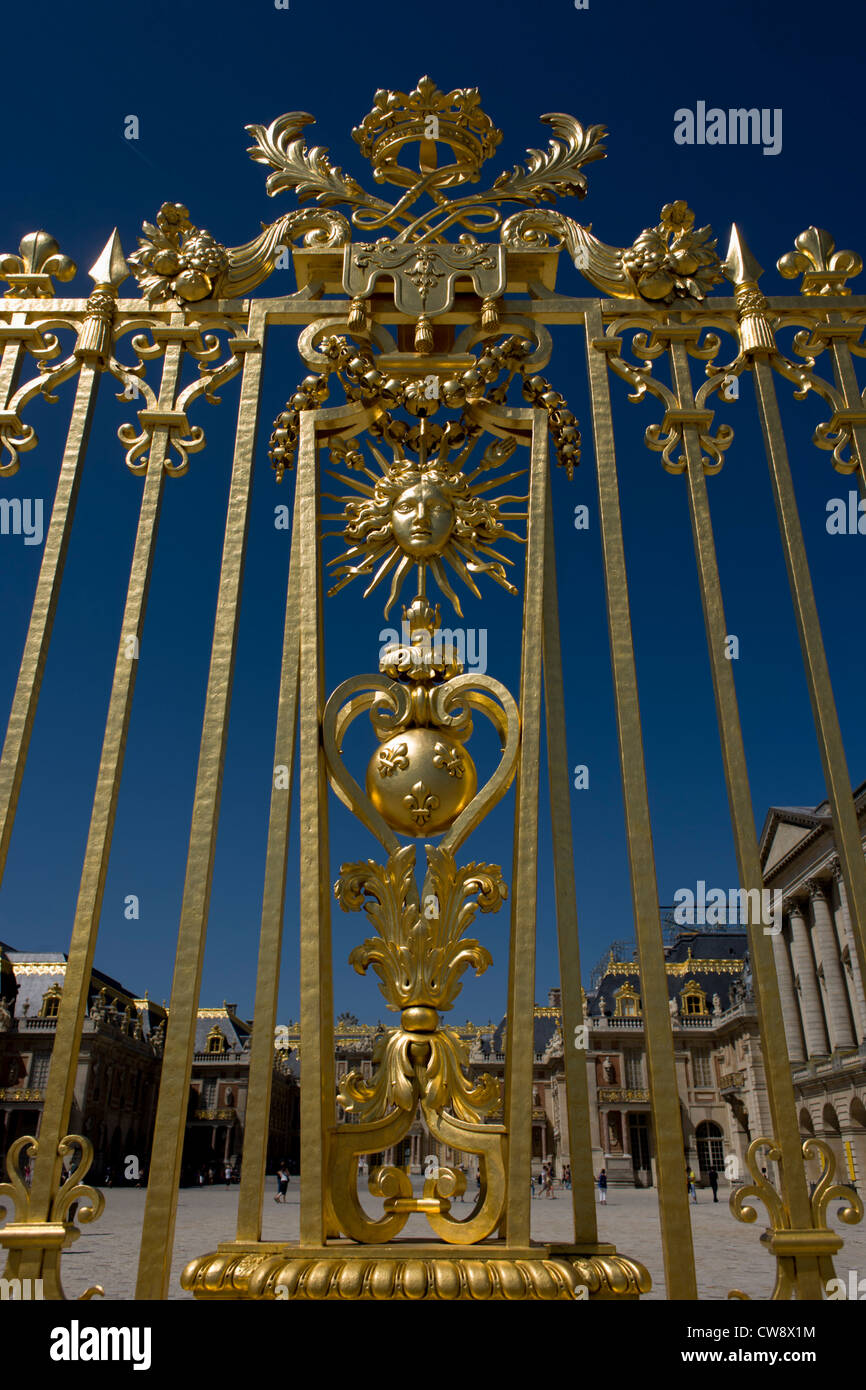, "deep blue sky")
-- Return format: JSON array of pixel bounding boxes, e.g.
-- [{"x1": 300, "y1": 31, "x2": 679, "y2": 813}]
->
[{"x1": 1, "y1": 0, "x2": 864, "y2": 1029}]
